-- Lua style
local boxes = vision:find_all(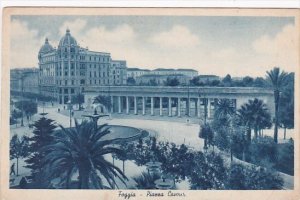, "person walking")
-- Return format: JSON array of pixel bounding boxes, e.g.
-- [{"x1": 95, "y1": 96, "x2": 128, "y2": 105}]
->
[{"x1": 10, "y1": 163, "x2": 16, "y2": 176}]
